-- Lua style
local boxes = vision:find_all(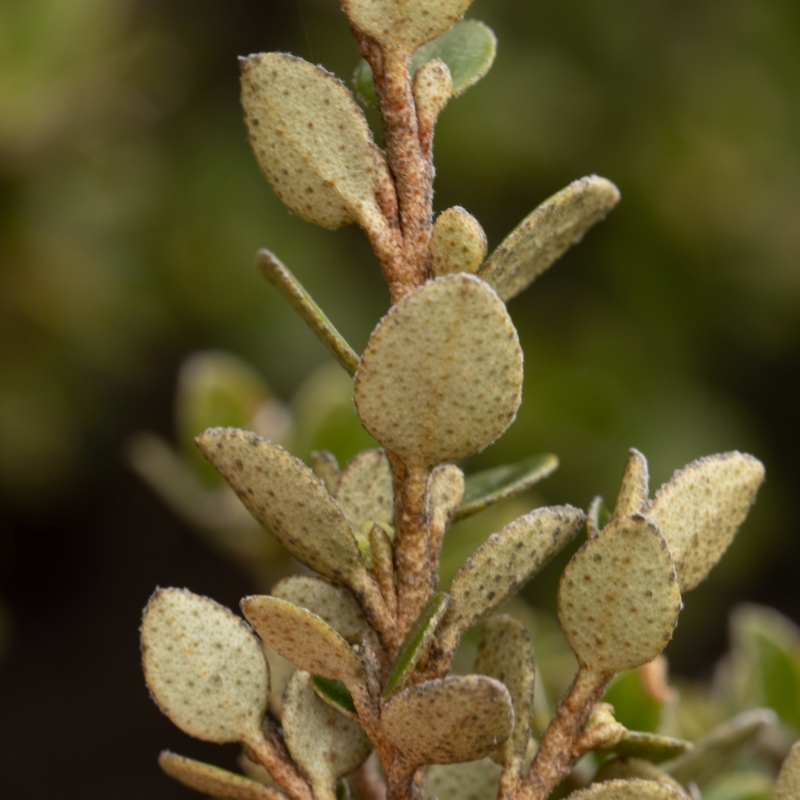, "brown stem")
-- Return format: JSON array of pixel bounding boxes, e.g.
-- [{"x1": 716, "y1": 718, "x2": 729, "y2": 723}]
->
[
  {"x1": 386, "y1": 758, "x2": 423, "y2": 800},
  {"x1": 244, "y1": 729, "x2": 313, "y2": 800}
]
